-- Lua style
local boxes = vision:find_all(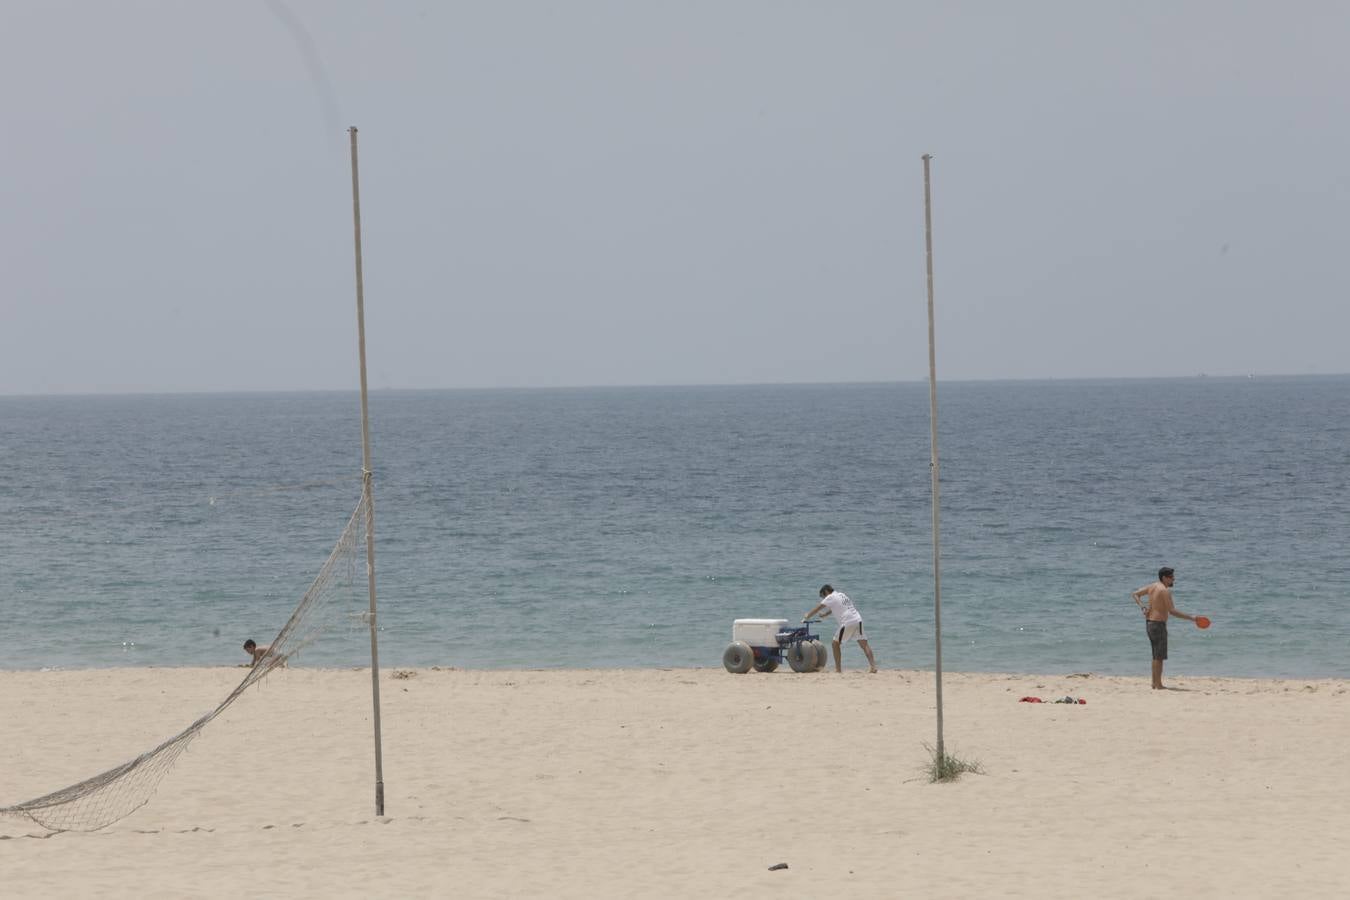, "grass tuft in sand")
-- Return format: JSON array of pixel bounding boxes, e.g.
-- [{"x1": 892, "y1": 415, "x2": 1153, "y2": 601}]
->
[{"x1": 924, "y1": 742, "x2": 985, "y2": 782}]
